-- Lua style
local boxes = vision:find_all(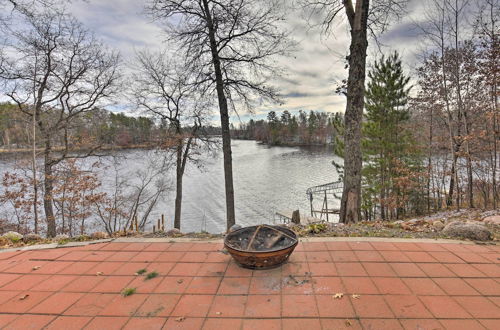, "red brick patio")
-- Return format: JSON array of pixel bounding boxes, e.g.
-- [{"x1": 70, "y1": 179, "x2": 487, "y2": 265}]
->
[{"x1": 0, "y1": 239, "x2": 498, "y2": 329}]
